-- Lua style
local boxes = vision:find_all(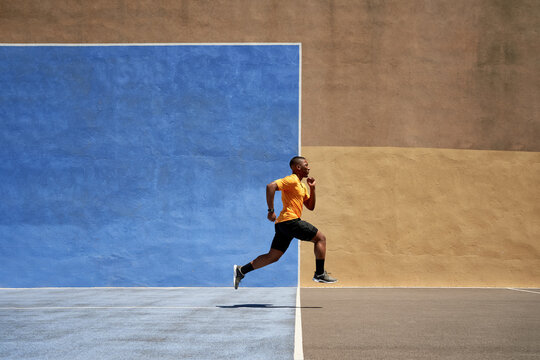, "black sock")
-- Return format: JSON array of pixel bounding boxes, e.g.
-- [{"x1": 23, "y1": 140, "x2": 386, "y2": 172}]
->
[
  {"x1": 240, "y1": 263, "x2": 254, "y2": 275},
  {"x1": 315, "y1": 259, "x2": 325, "y2": 275}
]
